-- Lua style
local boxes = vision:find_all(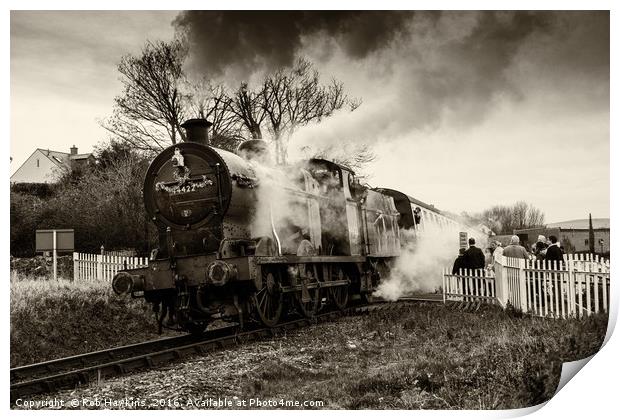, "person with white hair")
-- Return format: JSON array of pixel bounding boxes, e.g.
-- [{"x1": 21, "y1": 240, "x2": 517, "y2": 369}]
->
[
  {"x1": 503, "y1": 235, "x2": 530, "y2": 259},
  {"x1": 532, "y1": 234, "x2": 548, "y2": 261},
  {"x1": 492, "y1": 240, "x2": 504, "y2": 262}
]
